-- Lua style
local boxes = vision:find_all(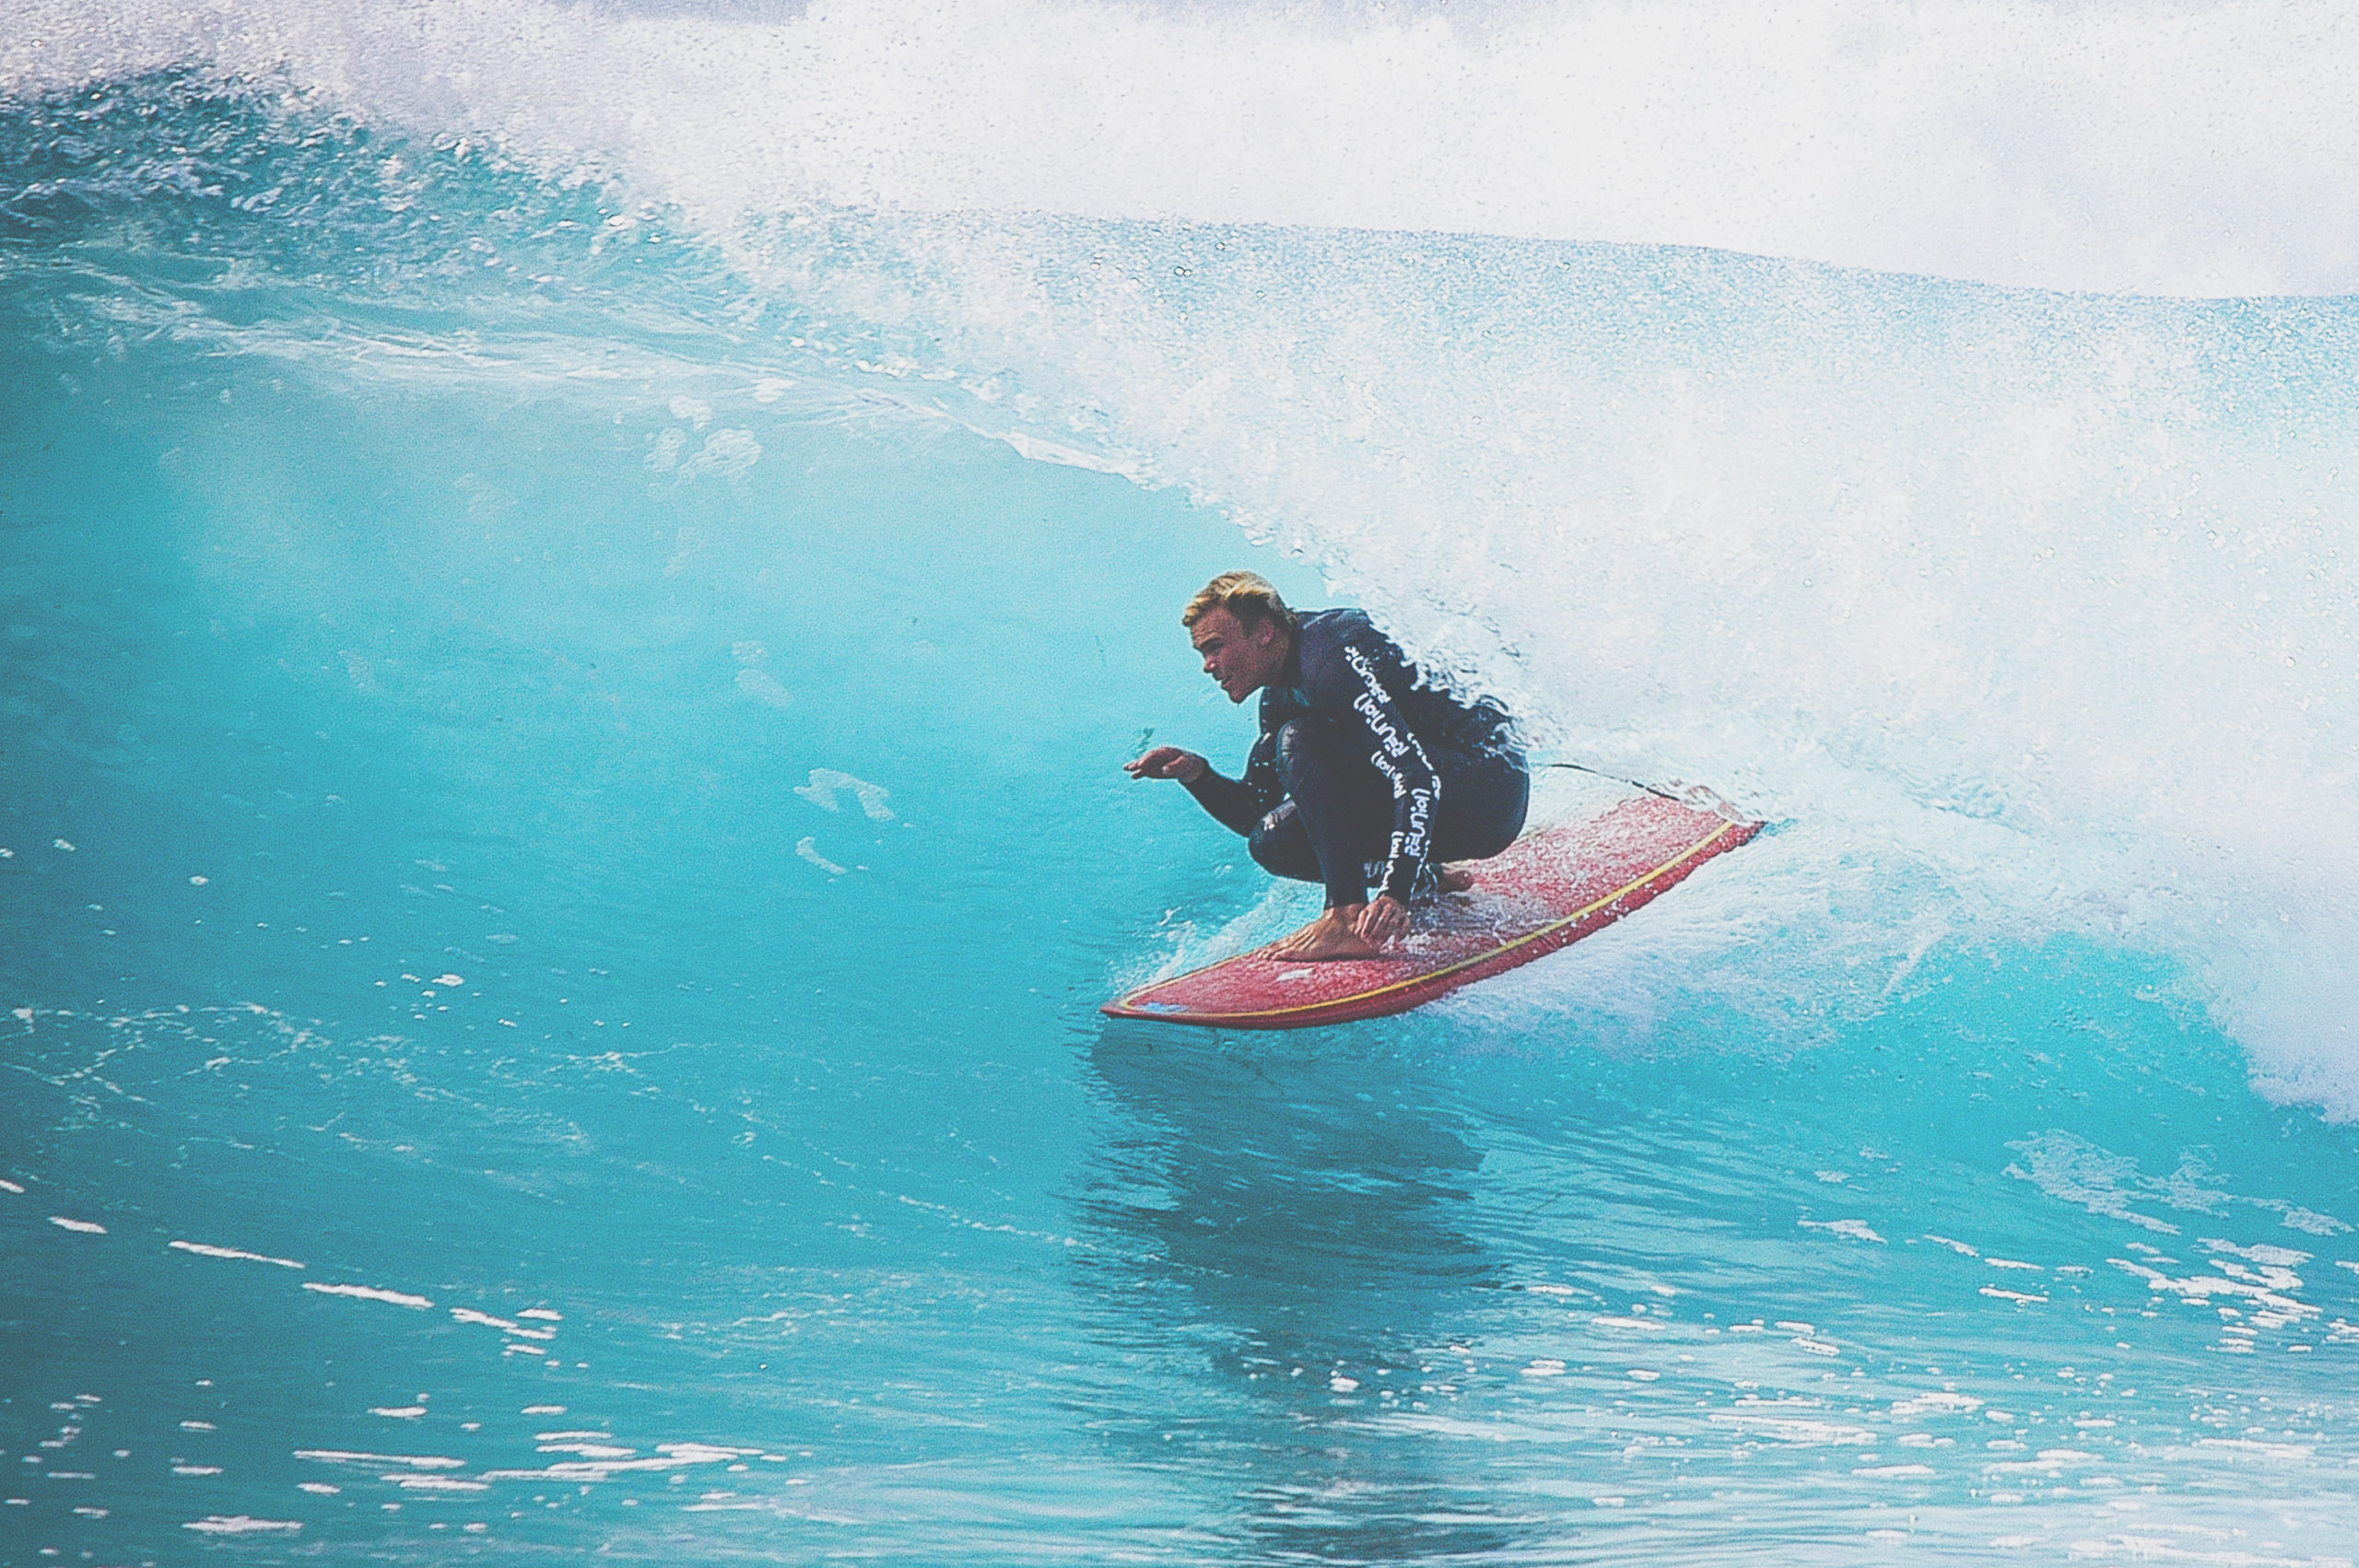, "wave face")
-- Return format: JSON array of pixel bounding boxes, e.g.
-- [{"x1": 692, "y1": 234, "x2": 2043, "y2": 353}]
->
[{"x1": 7, "y1": 7, "x2": 2359, "y2": 1564}]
